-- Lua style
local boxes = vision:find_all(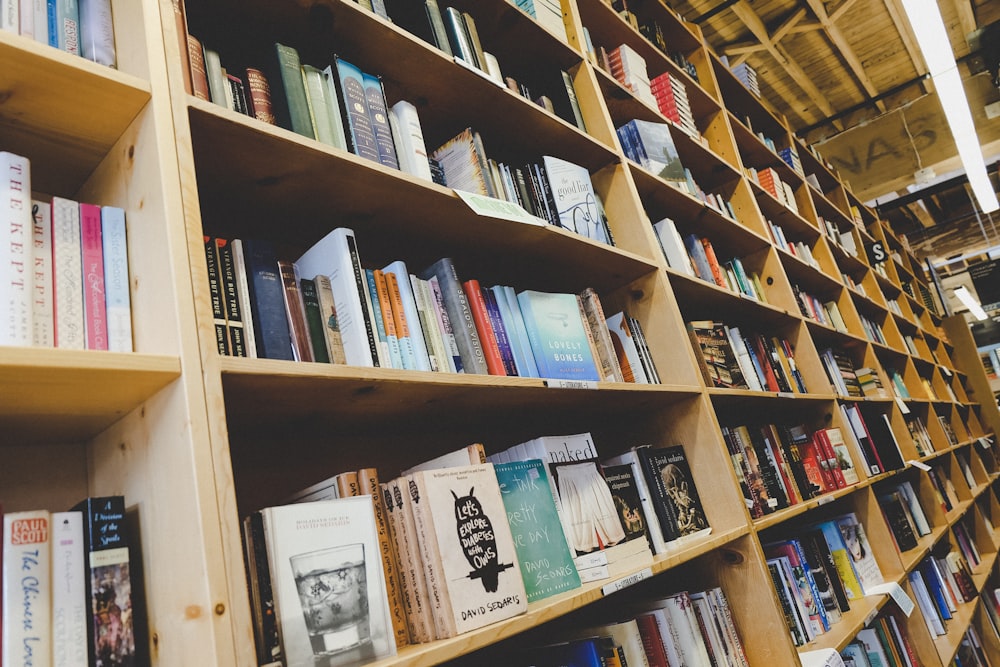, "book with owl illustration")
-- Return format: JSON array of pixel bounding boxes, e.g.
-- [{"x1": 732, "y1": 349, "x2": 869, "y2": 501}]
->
[
  {"x1": 259, "y1": 497, "x2": 396, "y2": 667},
  {"x1": 409, "y1": 463, "x2": 527, "y2": 637}
]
